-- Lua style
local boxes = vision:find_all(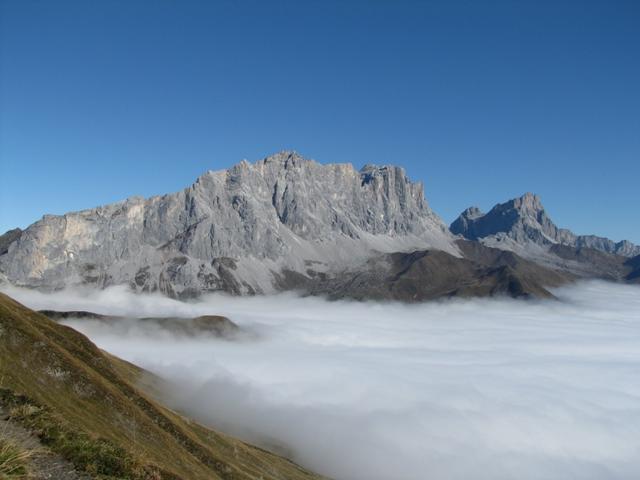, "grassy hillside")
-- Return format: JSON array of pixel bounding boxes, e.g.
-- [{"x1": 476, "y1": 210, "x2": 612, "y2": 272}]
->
[{"x1": 0, "y1": 293, "x2": 324, "y2": 480}]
